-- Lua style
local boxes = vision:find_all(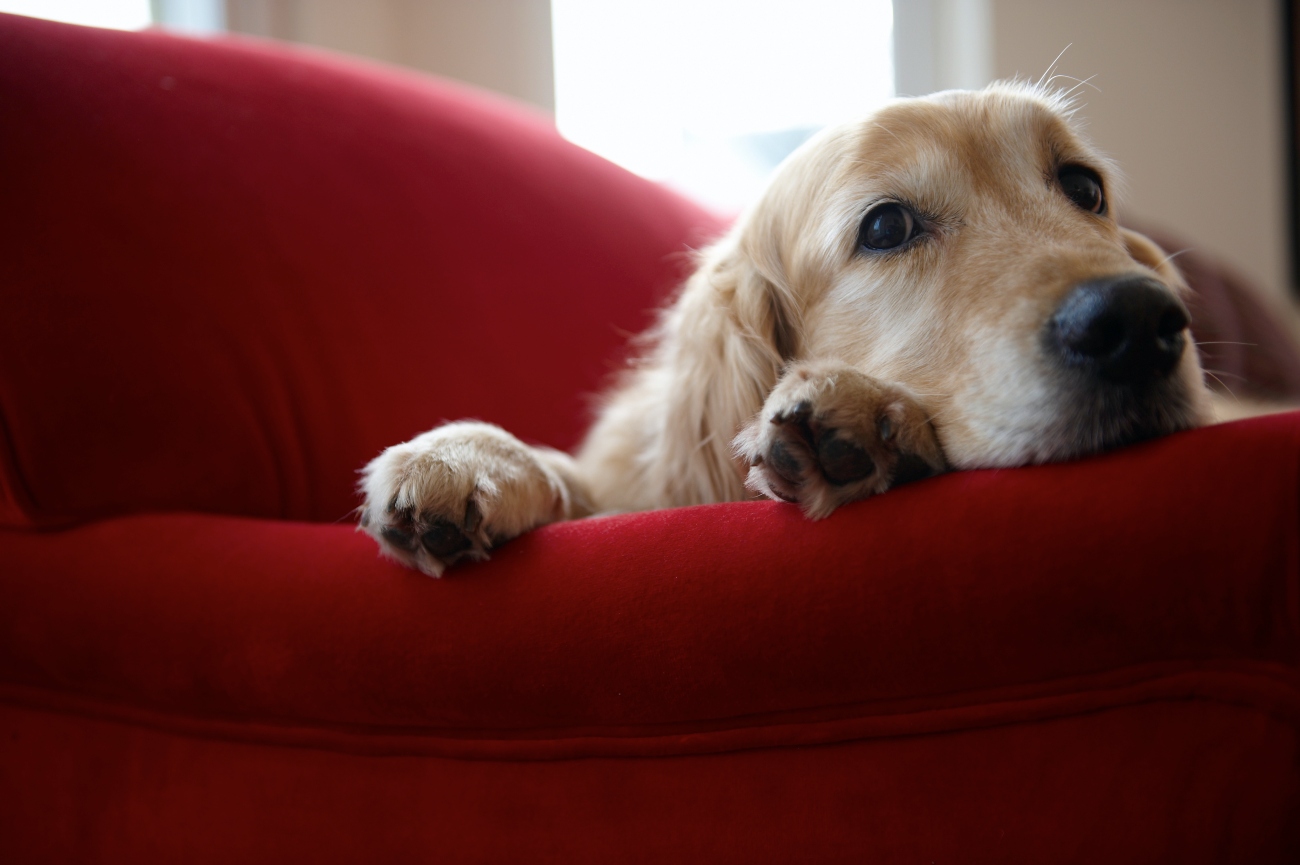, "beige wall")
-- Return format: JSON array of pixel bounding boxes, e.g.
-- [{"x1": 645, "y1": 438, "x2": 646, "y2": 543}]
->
[
  {"x1": 992, "y1": 0, "x2": 1288, "y2": 301},
  {"x1": 226, "y1": 0, "x2": 554, "y2": 112}
]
